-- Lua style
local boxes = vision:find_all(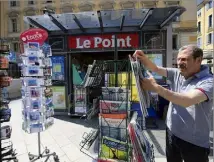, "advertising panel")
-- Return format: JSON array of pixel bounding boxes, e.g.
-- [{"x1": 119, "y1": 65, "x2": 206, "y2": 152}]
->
[
  {"x1": 147, "y1": 54, "x2": 163, "y2": 80},
  {"x1": 51, "y1": 56, "x2": 65, "y2": 81},
  {"x1": 52, "y1": 86, "x2": 66, "y2": 109}
]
